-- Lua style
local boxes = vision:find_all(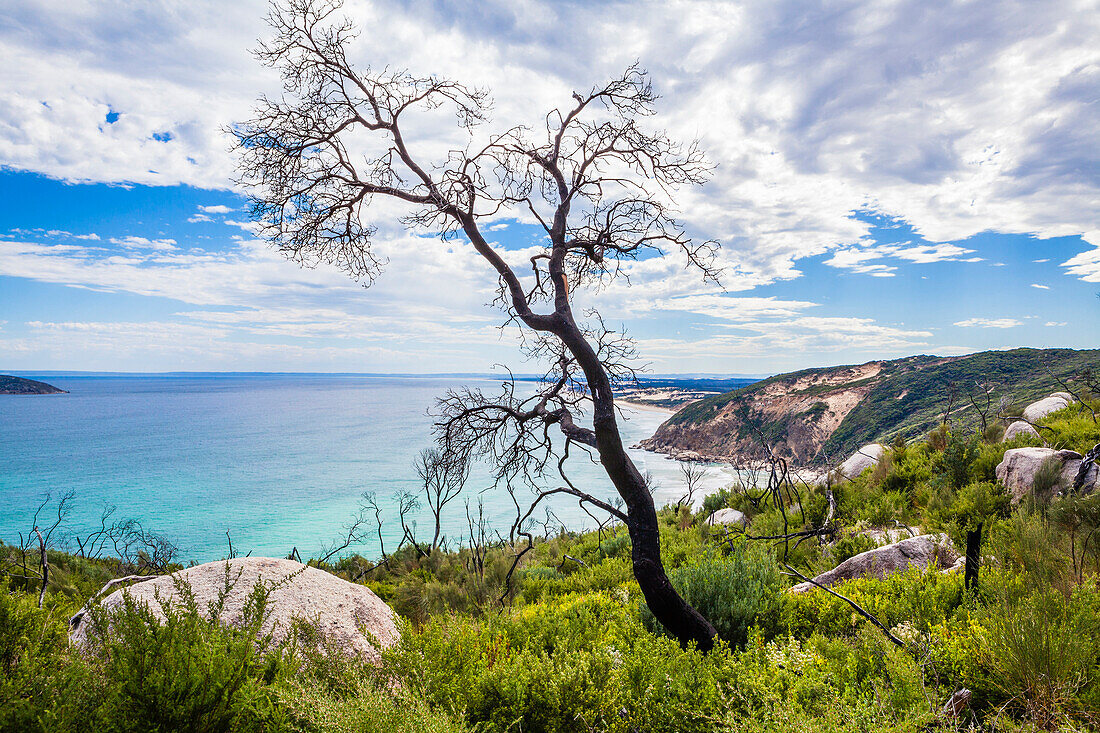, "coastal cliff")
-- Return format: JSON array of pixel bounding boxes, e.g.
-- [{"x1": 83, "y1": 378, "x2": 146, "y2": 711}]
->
[
  {"x1": 642, "y1": 347, "x2": 1100, "y2": 465},
  {"x1": 0, "y1": 375, "x2": 67, "y2": 395}
]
